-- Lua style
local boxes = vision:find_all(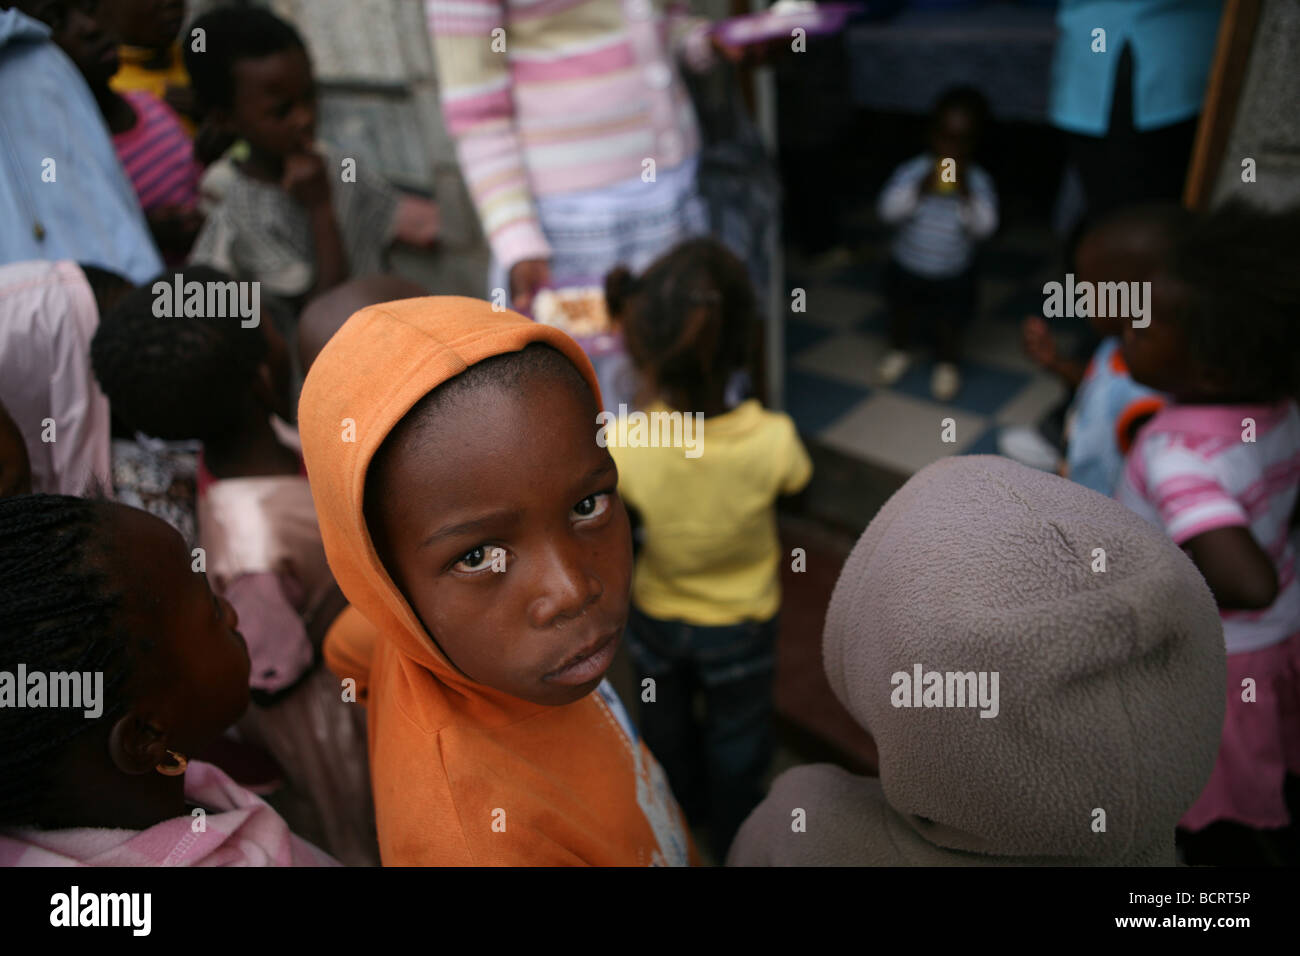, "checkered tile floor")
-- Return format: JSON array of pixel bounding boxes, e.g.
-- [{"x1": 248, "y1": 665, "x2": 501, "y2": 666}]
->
[{"x1": 782, "y1": 220, "x2": 1080, "y2": 479}]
